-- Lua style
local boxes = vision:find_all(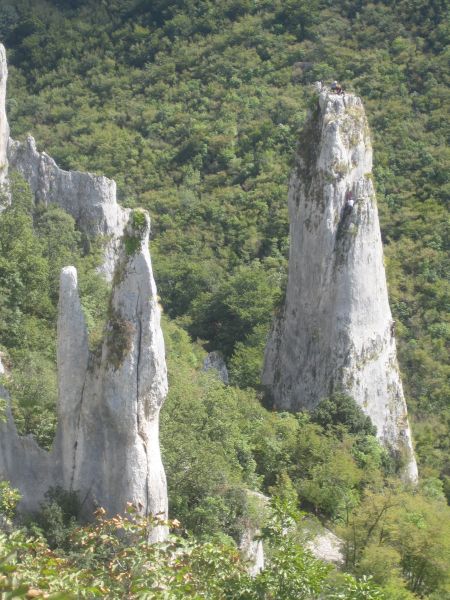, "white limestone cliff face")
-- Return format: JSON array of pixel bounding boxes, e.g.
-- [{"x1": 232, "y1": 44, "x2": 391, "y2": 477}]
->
[
  {"x1": 0, "y1": 45, "x2": 9, "y2": 207},
  {"x1": 1, "y1": 211, "x2": 169, "y2": 531},
  {"x1": 263, "y1": 89, "x2": 418, "y2": 482},
  {"x1": 8, "y1": 136, "x2": 128, "y2": 279},
  {"x1": 0, "y1": 43, "x2": 127, "y2": 277},
  {"x1": 0, "y1": 42, "x2": 169, "y2": 527}
]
